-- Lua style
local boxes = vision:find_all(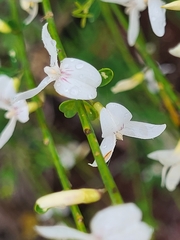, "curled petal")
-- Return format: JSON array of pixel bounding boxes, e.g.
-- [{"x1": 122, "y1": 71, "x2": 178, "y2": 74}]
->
[
  {"x1": 0, "y1": 117, "x2": 17, "y2": 149},
  {"x1": 165, "y1": 163, "x2": 180, "y2": 191},
  {"x1": 121, "y1": 121, "x2": 166, "y2": 139},
  {"x1": 89, "y1": 135, "x2": 116, "y2": 167},
  {"x1": 169, "y1": 43, "x2": 180, "y2": 58},
  {"x1": 90, "y1": 203, "x2": 142, "y2": 237},
  {"x1": 148, "y1": 0, "x2": 166, "y2": 37},
  {"x1": 23, "y1": 2, "x2": 39, "y2": 25},
  {"x1": 128, "y1": 8, "x2": 140, "y2": 46},
  {"x1": 42, "y1": 23, "x2": 58, "y2": 67},
  {"x1": 13, "y1": 77, "x2": 54, "y2": 102},
  {"x1": 35, "y1": 225, "x2": 93, "y2": 240}
]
